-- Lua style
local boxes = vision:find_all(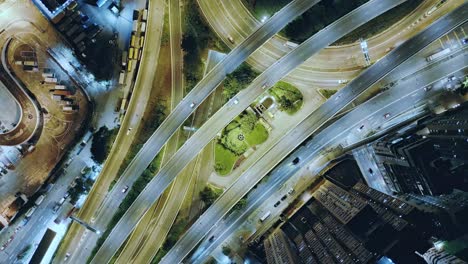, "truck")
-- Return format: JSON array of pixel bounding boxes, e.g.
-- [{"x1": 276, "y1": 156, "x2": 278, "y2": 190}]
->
[
  {"x1": 121, "y1": 51, "x2": 128, "y2": 66},
  {"x1": 426, "y1": 48, "x2": 451, "y2": 62},
  {"x1": 284, "y1": 41, "x2": 298, "y2": 49},
  {"x1": 260, "y1": 211, "x2": 271, "y2": 222},
  {"x1": 52, "y1": 90, "x2": 72, "y2": 96},
  {"x1": 35, "y1": 195, "x2": 45, "y2": 206}
]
